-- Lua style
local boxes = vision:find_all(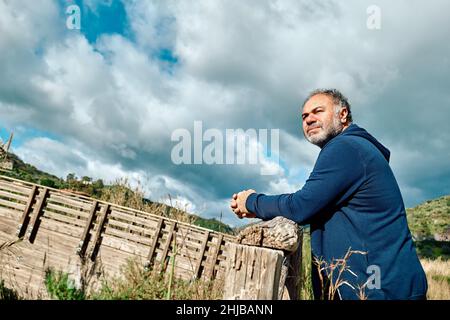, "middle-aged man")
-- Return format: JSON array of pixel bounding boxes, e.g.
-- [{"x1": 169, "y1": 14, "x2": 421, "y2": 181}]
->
[{"x1": 230, "y1": 89, "x2": 428, "y2": 300}]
